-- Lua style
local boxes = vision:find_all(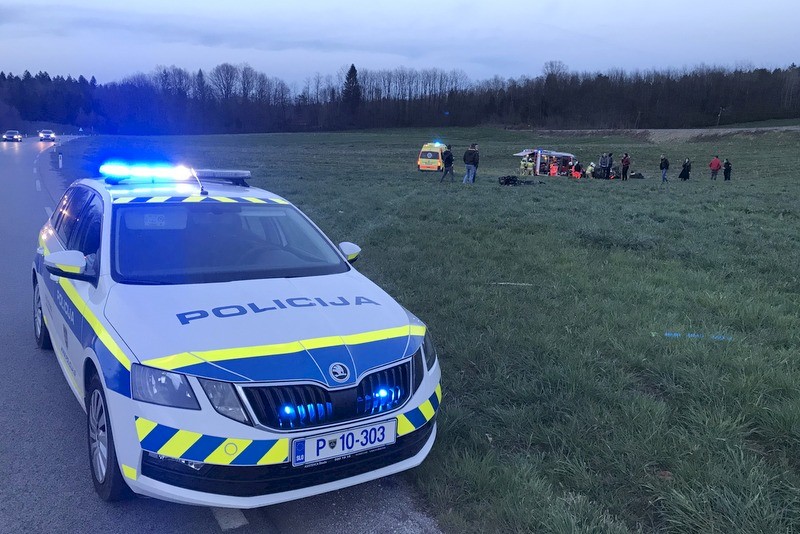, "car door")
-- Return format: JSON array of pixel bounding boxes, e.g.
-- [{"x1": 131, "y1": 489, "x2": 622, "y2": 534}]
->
[
  {"x1": 41, "y1": 186, "x2": 93, "y2": 390},
  {"x1": 63, "y1": 192, "x2": 104, "y2": 388}
]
